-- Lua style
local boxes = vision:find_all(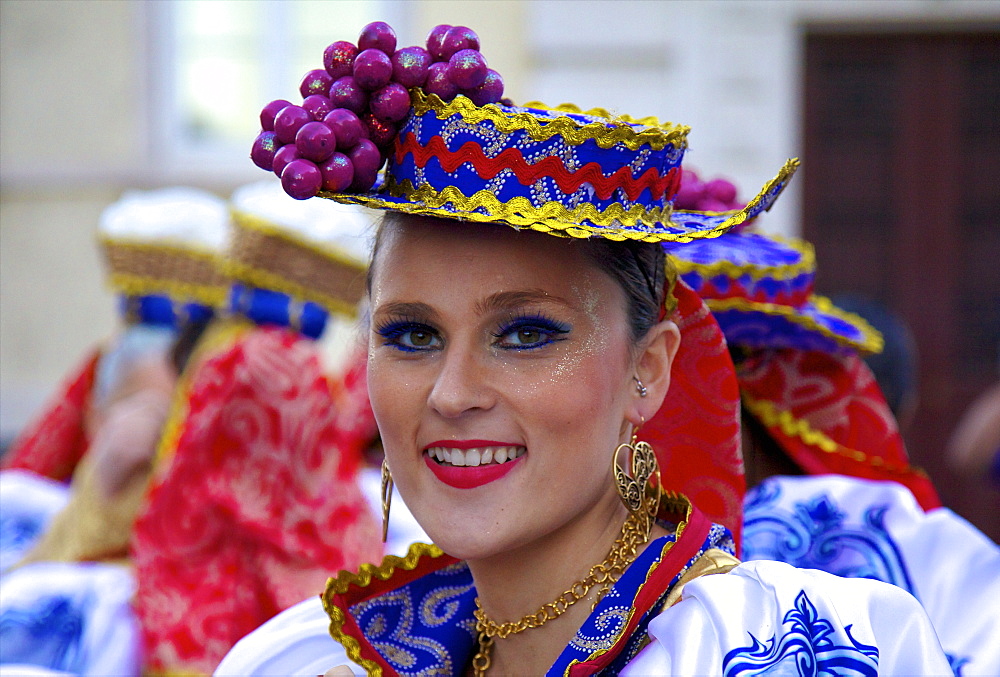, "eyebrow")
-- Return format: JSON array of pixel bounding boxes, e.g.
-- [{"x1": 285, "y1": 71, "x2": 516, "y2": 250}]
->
[
  {"x1": 373, "y1": 301, "x2": 441, "y2": 322},
  {"x1": 475, "y1": 289, "x2": 573, "y2": 316}
]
